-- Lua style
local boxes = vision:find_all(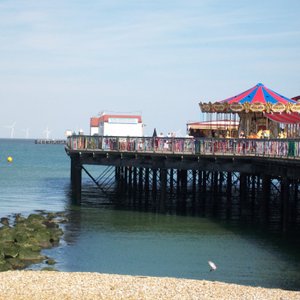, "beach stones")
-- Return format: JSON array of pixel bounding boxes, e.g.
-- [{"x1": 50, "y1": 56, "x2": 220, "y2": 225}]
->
[{"x1": 0, "y1": 212, "x2": 65, "y2": 271}]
